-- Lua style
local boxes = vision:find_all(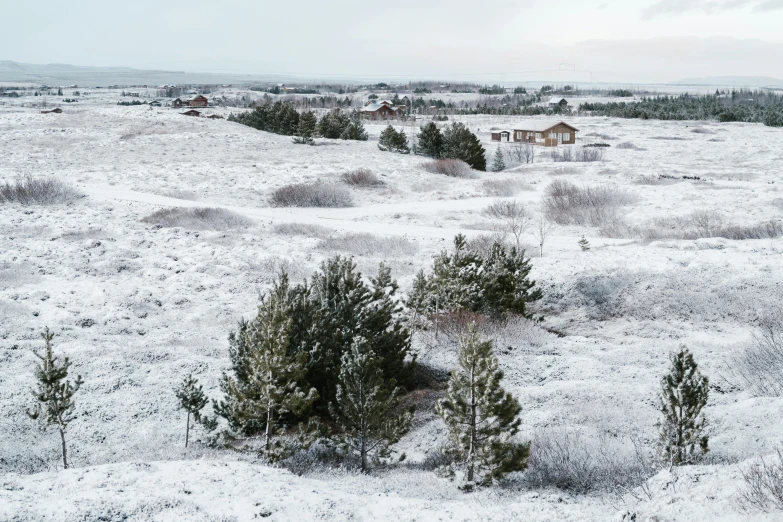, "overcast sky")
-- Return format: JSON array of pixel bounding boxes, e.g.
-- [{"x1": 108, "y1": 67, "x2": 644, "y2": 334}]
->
[{"x1": 4, "y1": 0, "x2": 783, "y2": 83}]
